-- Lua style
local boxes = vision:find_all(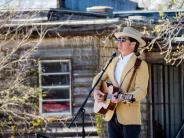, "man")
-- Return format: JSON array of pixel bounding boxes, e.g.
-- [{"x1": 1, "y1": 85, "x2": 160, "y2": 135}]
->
[{"x1": 92, "y1": 27, "x2": 149, "y2": 138}]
